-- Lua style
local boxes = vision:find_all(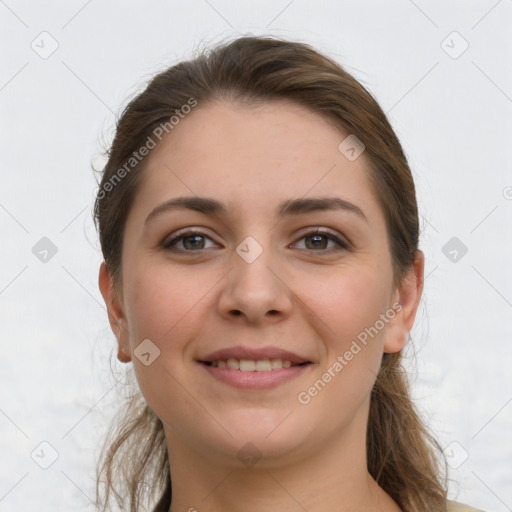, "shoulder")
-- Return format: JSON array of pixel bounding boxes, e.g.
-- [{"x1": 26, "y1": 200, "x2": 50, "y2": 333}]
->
[{"x1": 447, "y1": 500, "x2": 486, "y2": 512}]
